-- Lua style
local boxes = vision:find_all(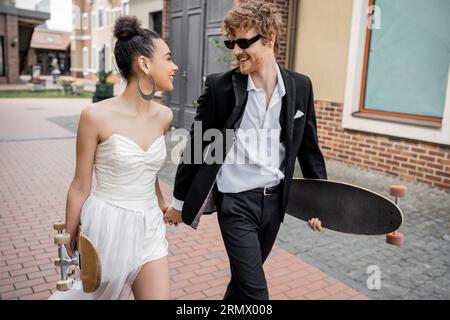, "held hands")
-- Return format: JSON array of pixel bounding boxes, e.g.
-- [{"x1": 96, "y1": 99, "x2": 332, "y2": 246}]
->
[
  {"x1": 307, "y1": 217, "x2": 324, "y2": 232},
  {"x1": 163, "y1": 206, "x2": 183, "y2": 226}
]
